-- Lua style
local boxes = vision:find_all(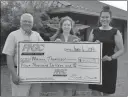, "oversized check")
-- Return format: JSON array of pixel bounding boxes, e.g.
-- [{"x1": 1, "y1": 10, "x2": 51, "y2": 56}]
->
[{"x1": 18, "y1": 42, "x2": 102, "y2": 84}]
